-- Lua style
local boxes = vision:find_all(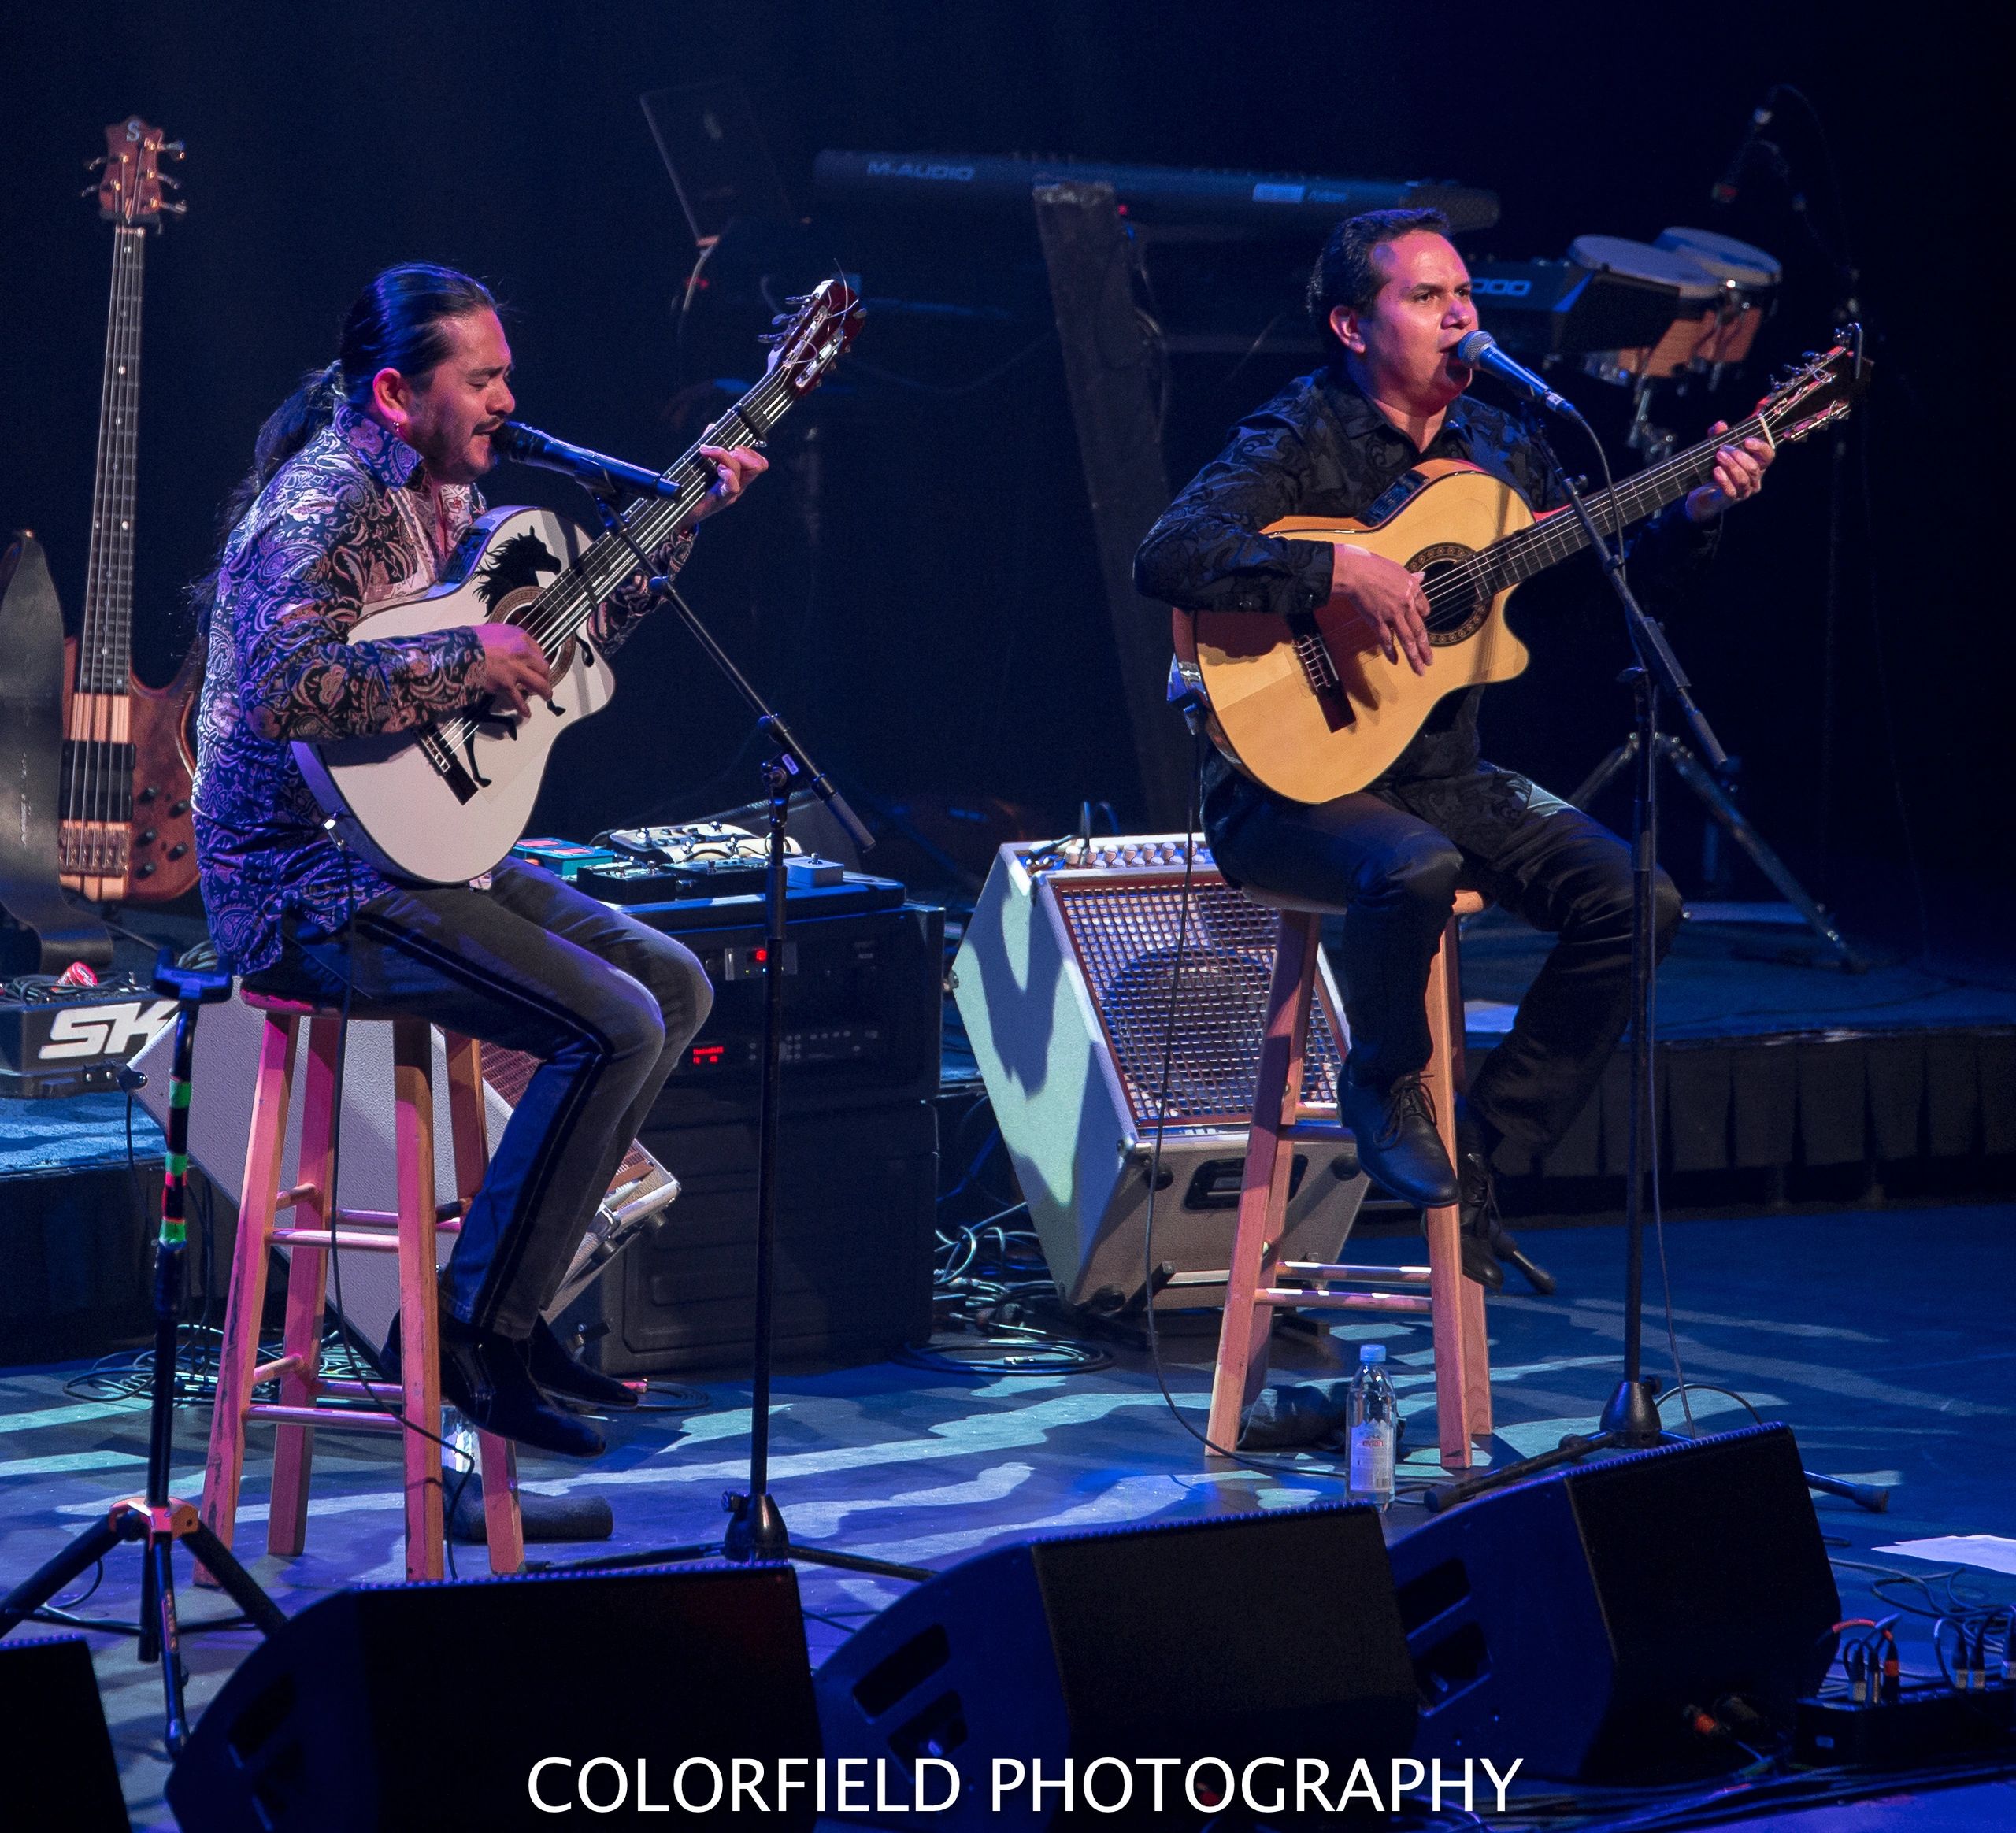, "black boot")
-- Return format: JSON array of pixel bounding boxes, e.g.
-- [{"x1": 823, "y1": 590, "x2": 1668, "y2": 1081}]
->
[
  {"x1": 1455, "y1": 1109, "x2": 1557, "y2": 1297},
  {"x1": 432, "y1": 1313, "x2": 606, "y2": 1460},
  {"x1": 1339, "y1": 1069, "x2": 1458, "y2": 1209},
  {"x1": 525, "y1": 1316, "x2": 639, "y2": 1412}
]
